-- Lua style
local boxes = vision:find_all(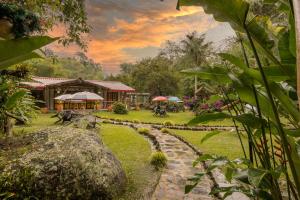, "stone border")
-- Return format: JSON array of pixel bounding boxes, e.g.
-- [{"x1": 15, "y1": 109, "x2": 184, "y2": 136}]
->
[{"x1": 96, "y1": 116, "x2": 240, "y2": 131}]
